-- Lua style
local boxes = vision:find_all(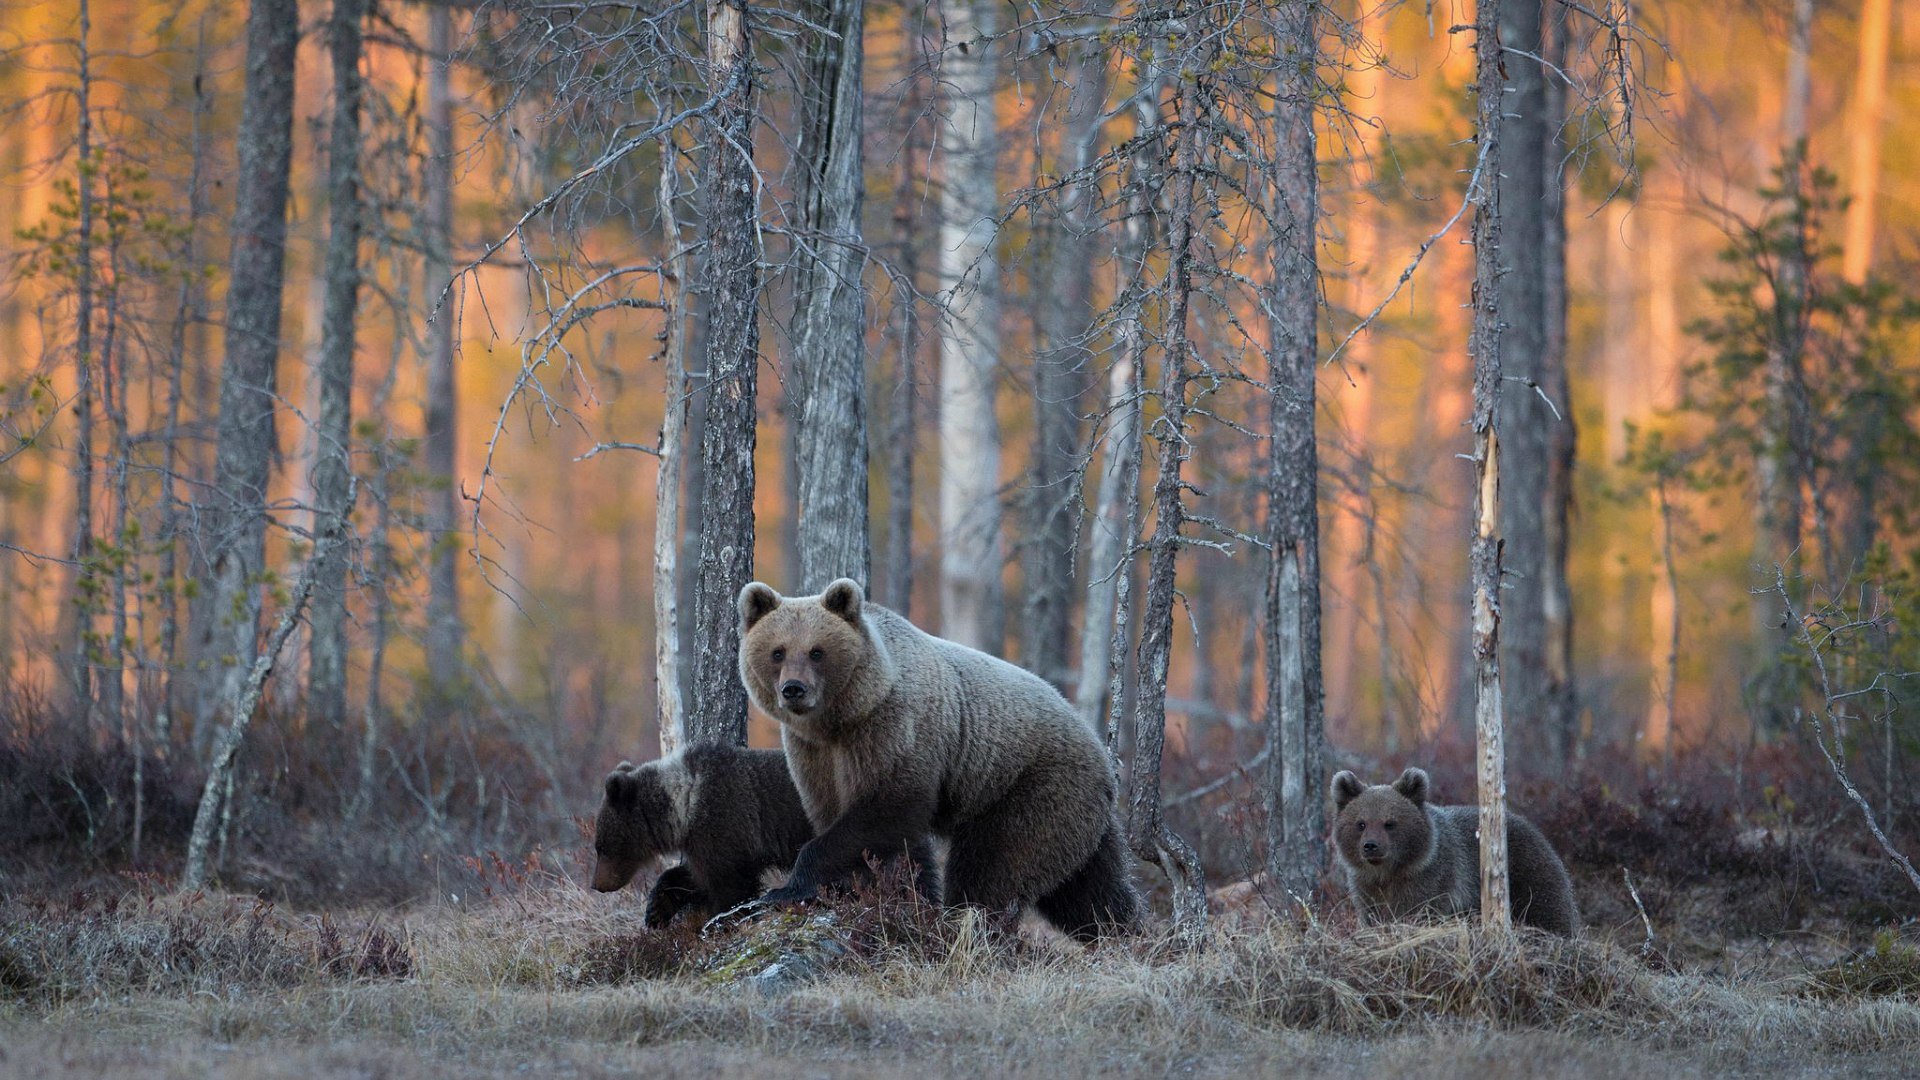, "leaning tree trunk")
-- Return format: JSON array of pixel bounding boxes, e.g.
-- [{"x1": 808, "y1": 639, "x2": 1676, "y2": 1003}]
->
[
  {"x1": 423, "y1": 4, "x2": 462, "y2": 683},
  {"x1": 1492, "y1": 0, "x2": 1554, "y2": 775},
  {"x1": 189, "y1": 0, "x2": 301, "y2": 746},
  {"x1": 687, "y1": 0, "x2": 760, "y2": 748},
  {"x1": 1128, "y1": 66, "x2": 1208, "y2": 945},
  {"x1": 792, "y1": 0, "x2": 871, "y2": 592},
  {"x1": 1263, "y1": 0, "x2": 1326, "y2": 906},
  {"x1": 307, "y1": 0, "x2": 368, "y2": 731},
  {"x1": 935, "y1": 0, "x2": 1004, "y2": 654},
  {"x1": 1470, "y1": 0, "x2": 1511, "y2": 931}
]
